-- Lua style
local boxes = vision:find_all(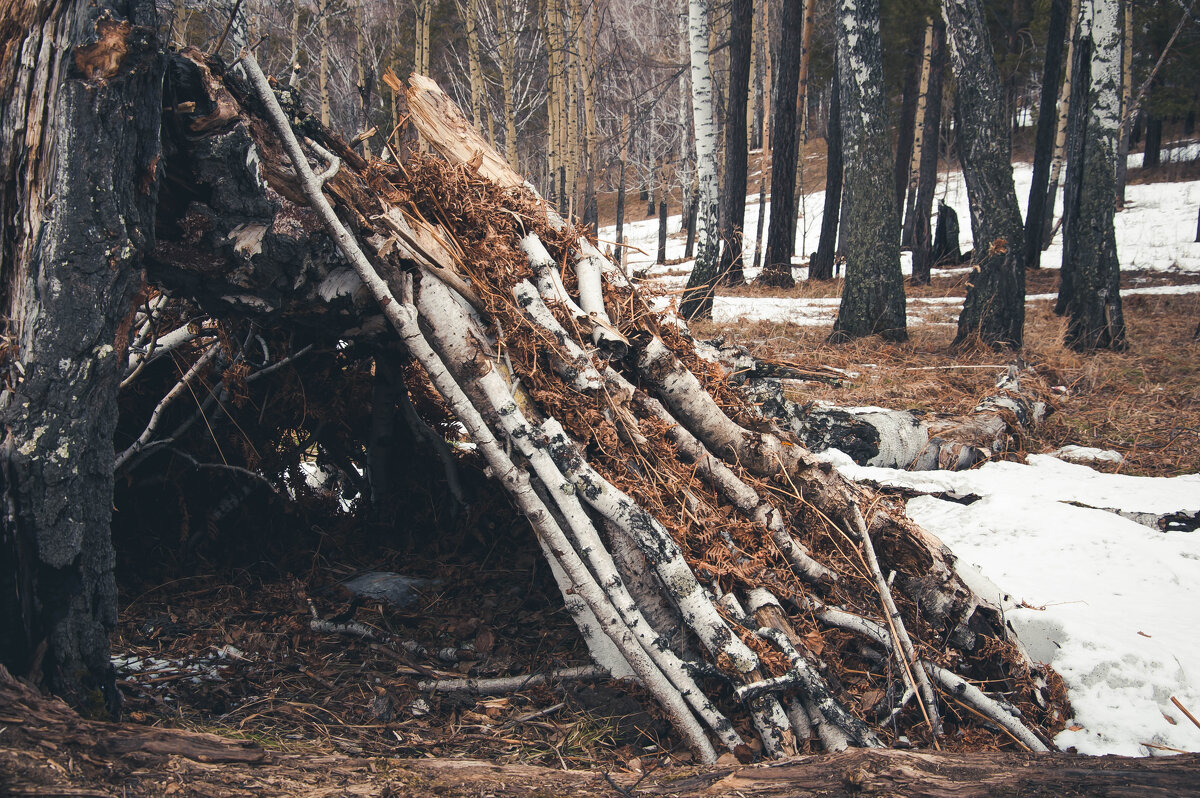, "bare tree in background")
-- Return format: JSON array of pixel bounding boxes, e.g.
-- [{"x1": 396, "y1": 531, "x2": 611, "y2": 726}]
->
[{"x1": 830, "y1": 0, "x2": 906, "y2": 342}]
